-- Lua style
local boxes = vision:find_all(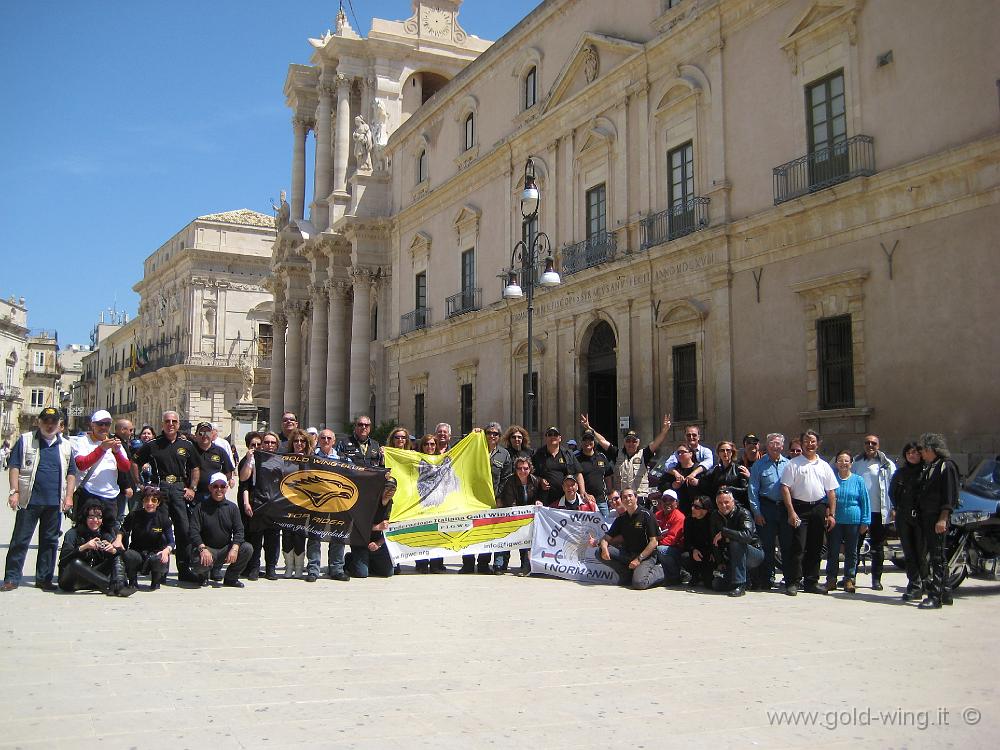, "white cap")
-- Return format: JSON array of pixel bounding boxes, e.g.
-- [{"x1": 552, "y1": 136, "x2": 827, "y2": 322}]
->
[
  {"x1": 662, "y1": 489, "x2": 679, "y2": 501},
  {"x1": 209, "y1": 472, "x2": 229, "y2": 486},
  {"x1": 306, "y1": 426, "x2": 319, "y2": 435},
  {"x1": 91, "y1": 409, "x2": 113, "y2": 422}
]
